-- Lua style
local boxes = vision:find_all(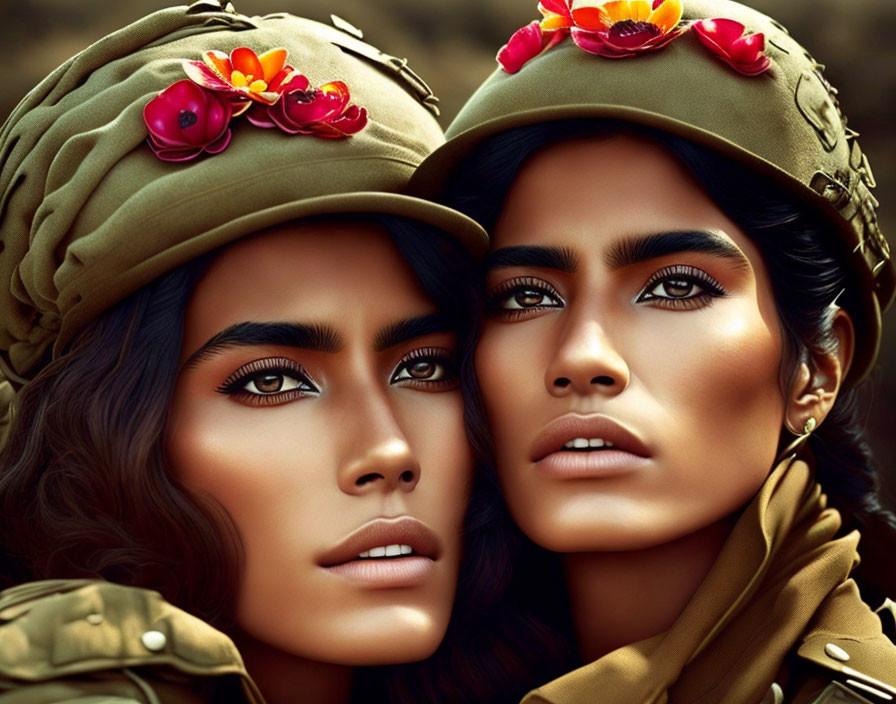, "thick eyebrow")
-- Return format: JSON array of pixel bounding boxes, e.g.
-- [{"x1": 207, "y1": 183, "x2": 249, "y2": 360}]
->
[
  {"x1": 183, "y1": 321, "x2": 343, "y2": 369},
  {"x1": 374, "y1": 313, "x2": 451, "y2": 352},
  {"x1": 486, "y1": 245, "x2": 579, "y2": 273},
  {"x1": 605, "y1": 230, "x2": 751, "y2": 271}
]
